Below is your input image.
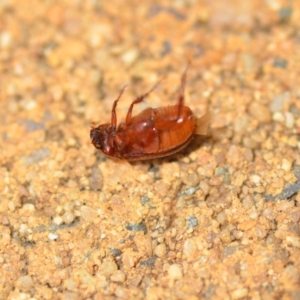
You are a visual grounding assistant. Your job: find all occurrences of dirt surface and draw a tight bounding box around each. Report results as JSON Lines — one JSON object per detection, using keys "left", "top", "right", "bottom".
{"left": 1, "top": 0, "right": 300, "bottom": 299}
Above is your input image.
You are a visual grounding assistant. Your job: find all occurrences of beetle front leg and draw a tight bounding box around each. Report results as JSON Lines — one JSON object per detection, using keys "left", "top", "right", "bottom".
{"left": 111, "top": 85, "right": 127, "bottom": 129}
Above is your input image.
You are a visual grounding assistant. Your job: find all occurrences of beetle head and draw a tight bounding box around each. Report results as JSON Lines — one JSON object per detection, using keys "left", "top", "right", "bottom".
{"left": 90, "top": 124, "right": 115, "bottom": 152}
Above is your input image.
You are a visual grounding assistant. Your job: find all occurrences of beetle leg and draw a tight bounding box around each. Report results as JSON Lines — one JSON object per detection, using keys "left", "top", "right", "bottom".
{"left": 125, "top": 78, "right": 163, "bottom": 126}
{"left": 177, "top": 63, "right": 190, "bottom": 120}
{"left": 111, "top": 85, "right": 127, "bottom": 128}
{"left": 177, "top": 64, "right": 189, "bottom": 120}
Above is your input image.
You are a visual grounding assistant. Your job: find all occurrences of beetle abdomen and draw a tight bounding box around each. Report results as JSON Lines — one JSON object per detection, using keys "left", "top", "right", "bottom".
{"left": 153, "top": 105, "right": 195, "bottom": 152}
{"left": 114, "top": 105, "right": 195, "bottom": 160}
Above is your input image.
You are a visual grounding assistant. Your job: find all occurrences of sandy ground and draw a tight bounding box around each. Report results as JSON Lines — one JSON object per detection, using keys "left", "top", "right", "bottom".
{"left": 1, "top": 0, "right": 300, "bottom": 299}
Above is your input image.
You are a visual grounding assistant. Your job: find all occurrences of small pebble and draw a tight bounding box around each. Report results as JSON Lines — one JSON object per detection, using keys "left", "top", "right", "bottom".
{"left": 125, "top": 221, "right": 147, "bottom": 234}
{"left": 53, "top": 216, "right": 63, "bottom": 225}
{"left": 232, "top": 172, "right": 244, "bottom": 187}
{"left": 128, "top": 275, "right": 143, "bottom": 287}
{"left": 63, "top": 292, "right": 79, "bottom": 300}
{"left": 242, "top": 136, "right": 259, "bottom": 149}
{"left": 255, "top": 226, "right": 267, "bottom": 239}
{"left": 186, "top": 215, "right": 198, "bottom": 229}
{"left": 115, "top": 286, "right": 127, "bottom": 298}
{"left": 285, "top": 112, "right": 294, "bottom": 128}
{"left": 109, "top": 248, "right": 122, "bottom": 257}
{"left": 248, "top": 102, "right": 271, "bottom": 123}
{"left": 270, "top": 92, "right": 290, "bottom": 112}
{"left": 242, "top": 196, "right": 254, "bottom": 209}
{"left": 168, "top": 264, "right": 183, "bottom": 279}
{"left": 48, "top": 233, "right": 58, "bottom": 240}
{"left": 232, "top": 288, "right": 248, "bottom": 299}
{"left": 64, "top": 201, "right": 75, "bottom": 212}
{"left": 110, "top": 270, "right": 126, "bottom": 283}
{"left": 80, "top": 205, "right": 97, "bottom": 220}
{"left": 182, "top": 172, "right": 200, "bottom": 186}
{"left": 121, "top": 48, "right": 139, "bottom": 66}
{"left": 21, "top": 203, "right": 36, "bottom": 211}
{"left": 16, "top": 275, "right": 33, "bottom": 291}
{"left": 263, "top": 208, "right": 277, "bottom": 220}
{"left": 101, "top": 261, "right": 118, "bottom": 276}
{"left": 216, "top": 211, "right": 227, "bottom": 225}
{"left": 232, "top": 230, "right": 243, "bottom": 240}
{"left": 200, "top": 181, "right": 210, "bottom": 195}
{"left": 273, "top": 57, "right": 288, "bottom": 68}
{"left": 286, "top": 236, "right": 300, "bottom": 248}
{"left": 251, "top": 174, "right": 261, "bottom": 185}
{"left": 22, "top": 148, "right": 50, "bottom": 166}
{"left": 62, "top": 212, "right": 75, "bottom": 224}
{"left": 77, "top": 269, "right": 97, "bottom": 286}
{"left": 154, "top": 243, "right": 167, "bottom": 258}
{"left": 220, "top": 230, "right": 232, "bottom": 243}
{"left": 183, "top": 239, "right": 196, "bottom": 257}
{"left": 0, "top": 31, "right": 12, "bottom": 48}
{"left": 281, "top": 158, "right": 292, "bottom": 172}
{"left": 273, "top": 112, "right": 284, "bottom": 122}
{"left": 89, "top": 166, "right": 103, "bottom": 190}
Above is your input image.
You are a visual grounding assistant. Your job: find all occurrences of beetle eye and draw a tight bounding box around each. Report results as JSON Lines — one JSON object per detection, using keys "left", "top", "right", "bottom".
{"left": 90, "top": 128, "right": 97, "bottom": 141}
{"left": 90, "top": 128, "right": 103, "bottom": 148}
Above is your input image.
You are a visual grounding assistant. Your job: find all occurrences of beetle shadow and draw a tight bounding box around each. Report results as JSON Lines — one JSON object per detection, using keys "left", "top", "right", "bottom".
{"left": 186, "top": 134, "right": 210, "bottom": 152}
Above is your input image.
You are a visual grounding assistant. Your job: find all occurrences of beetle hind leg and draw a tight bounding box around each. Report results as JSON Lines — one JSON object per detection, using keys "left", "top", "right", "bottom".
{"left": 176, "top": 65, "right": 189, "bottom": 120}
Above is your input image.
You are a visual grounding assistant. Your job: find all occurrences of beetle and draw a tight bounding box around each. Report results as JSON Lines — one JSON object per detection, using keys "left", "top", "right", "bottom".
{"left": 90, "top": 67, "right": 210, "bottom": 161}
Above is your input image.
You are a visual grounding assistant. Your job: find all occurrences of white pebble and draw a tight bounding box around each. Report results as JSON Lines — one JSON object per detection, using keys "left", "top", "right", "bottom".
{"left": 19, "top": 224, "right": 28, "bottom": 234}
{"left": 168, "top": 264, "right": 183, "bottom": 279}
{"left": 48, "top": 233, "right": 58, "bottom": 240}
{"left": 232, "top": 288, "right": 248, "bottom": 299}
{"left": 25, "top": 99, "right": 37, "bottom": 110}
{"left": 0, "top": 31, "right": 12, "bottom": 48}
{"left": 121, "top": 48, "right": 138, "bottom": 66}
{"left": 251, "top": 174, "right": 261, "bottom": 185}
{"left": 22, "top": 203, "right": 35, "bottom": 211}
{"left": 62, "top": 212, "right": 75, "bottom": 224}
{"left": 272, "top": 112, "right": 284, "bottom": 122}
{"left": 281, "top": 158, "right": 292, "bottom": 172}
{"left": 53, "top": 216, "right": 63, "bottom": 225}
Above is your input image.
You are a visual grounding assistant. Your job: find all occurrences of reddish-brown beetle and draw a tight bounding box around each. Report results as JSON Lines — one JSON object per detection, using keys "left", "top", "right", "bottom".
{"left": 90, "top": 67, "right": 210, "bottom": 161}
